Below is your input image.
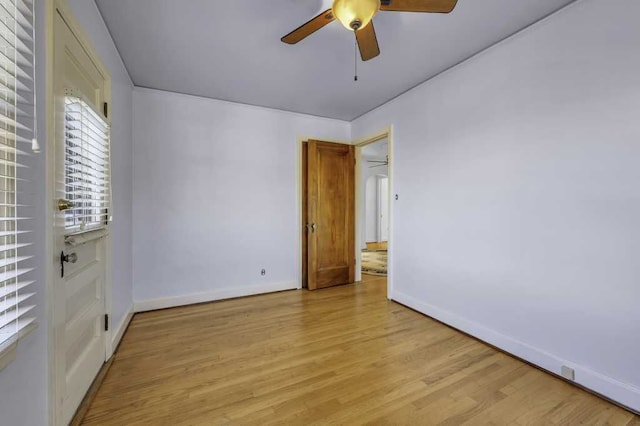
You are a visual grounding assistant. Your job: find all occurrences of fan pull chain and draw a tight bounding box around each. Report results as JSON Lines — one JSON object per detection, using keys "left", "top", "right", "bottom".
{"left": 354, "top": 36, "right": 358, "bottom": 81}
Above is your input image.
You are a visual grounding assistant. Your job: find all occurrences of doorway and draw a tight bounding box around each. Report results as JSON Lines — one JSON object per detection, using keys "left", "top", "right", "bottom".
{"left": 49, "top": 2, "right": 112, "bottom": 424}
{"left": 364, "top": 175, "right": 389, "bottom": 248}
{"left": 355, "top": 129, "right": 393, "bottom": 297}
{"left": 360, "top": 138, "right": 389, "bottom": 277}
{"left": 297, "top": 130, "right": 393, "bottom": 297}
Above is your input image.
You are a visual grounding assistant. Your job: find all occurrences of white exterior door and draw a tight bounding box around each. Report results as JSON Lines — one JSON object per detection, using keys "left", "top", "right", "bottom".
{"left": 53, "top": 7, "right": 111, "bottom": 425}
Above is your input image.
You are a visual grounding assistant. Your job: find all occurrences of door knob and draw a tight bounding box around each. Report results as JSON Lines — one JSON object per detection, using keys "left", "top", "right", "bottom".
{"left": 61, "top": 252, "right": 78, "bottom": 264}
{"left": 311, "top": 223, "right": 317, "bottom": 233}
{"left": 60, "top": 251, "right": 78, "bottom": 278}
{"left": 58, "top": 199, "right": 75, "bottom": 211}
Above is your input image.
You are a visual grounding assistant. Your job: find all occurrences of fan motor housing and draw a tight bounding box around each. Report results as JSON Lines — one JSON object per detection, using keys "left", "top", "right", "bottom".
{"left": 332, "top": 0, "right": 381, "bottom": 31}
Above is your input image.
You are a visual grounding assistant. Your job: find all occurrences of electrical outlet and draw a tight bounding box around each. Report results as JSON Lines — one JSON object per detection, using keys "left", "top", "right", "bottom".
{"left": 561, "top": 365, "right": 575, "bottom": 381}
{"left": 261, "top": 269, "right": 266, "bottom": 276}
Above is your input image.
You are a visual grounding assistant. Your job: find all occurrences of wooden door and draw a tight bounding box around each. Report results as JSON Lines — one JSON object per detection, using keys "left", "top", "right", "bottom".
{"left": 307, "top": 141, "right": 355, "bottom": 290}
{"left": 53, "top": 8, "right": 110, "bottom": 425}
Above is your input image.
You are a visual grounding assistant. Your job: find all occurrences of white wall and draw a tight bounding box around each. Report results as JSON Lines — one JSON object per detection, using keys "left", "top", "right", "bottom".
{"left": 132, "top": 88, "right": 350, "bottom": 310}
{"left": 0, "top": 1, "right": 134, "bottom": 424}
{"left": 365, "top": 176, "right": 378, "bottom": 243}
{"left": 363, "top": 174, "right": 389, "bottom": 245}
{"left": 352, "top": 0, "right": 640, "bottom": 411}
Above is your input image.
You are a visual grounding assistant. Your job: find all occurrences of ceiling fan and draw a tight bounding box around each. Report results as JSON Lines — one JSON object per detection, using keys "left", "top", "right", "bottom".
{"left": 281, "top": 0, "right": 459, "bottom": 62}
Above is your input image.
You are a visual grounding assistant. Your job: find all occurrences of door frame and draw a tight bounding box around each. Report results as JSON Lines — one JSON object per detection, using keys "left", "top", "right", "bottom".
{"left": 45, "top": 0, "right": 114, "bottom": 424}
{"left": 354, "top": 127, "right": 394, "bottom": 298}
{"left": 296, "top": 126, "right": 394, "bottom": 297}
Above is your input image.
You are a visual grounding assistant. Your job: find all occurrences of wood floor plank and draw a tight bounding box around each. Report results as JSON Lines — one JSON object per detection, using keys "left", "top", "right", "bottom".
{"left": 82, "top": 275, "right": 638, "bottom": 425}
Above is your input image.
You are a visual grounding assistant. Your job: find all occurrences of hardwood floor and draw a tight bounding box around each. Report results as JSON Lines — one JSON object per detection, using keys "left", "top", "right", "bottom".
{"left": 366, "top": 241, "right": 388, "bottom": 251}
{"left": 83, "top": 276, "right": 639, "bottom": 425}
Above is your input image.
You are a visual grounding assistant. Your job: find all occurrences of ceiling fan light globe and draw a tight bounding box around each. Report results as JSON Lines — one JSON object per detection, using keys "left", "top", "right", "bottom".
{"left": 332, "top": 0, "right": 380, "bottom": 31}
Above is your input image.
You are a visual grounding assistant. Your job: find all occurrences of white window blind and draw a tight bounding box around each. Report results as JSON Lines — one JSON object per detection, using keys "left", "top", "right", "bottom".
{"left": 64, "top": 96, "right": 110, "bottom": 234}
{"left": 0, "top": 0, "right": 36, "bottom": 351}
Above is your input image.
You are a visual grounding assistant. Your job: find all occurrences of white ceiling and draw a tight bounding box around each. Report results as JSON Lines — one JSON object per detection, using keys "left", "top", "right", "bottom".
{"left": 95, "top": 0, "right": 575, "bottom": 121}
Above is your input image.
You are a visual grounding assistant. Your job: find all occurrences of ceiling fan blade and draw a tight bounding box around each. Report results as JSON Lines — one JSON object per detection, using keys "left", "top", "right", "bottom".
{"left": 281, "top": 9, "right": 335, "bottom": 44}
{"left": 380, "top": 0, "right": 458, "bottom": 13}
{"left": 356, "top": 21, "right": 380, "bottom": 61}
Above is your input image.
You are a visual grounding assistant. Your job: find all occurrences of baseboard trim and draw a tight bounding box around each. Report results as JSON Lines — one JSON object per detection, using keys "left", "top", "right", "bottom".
{"left": 134, "top": 281, "right": 299, "bottom": 313}
{"left": 391, "top": 289, "right": 640, "bottom": 413}
{"left": 111, "top": 307, "right": 134, "bottom": 351}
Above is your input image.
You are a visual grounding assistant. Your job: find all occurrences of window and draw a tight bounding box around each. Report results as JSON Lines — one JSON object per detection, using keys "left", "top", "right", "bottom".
{"left": 0, "top": 0, "right": 36, "bottom": 354}
{"left": 64, "top": 97, "right": 110, "bottom": 234}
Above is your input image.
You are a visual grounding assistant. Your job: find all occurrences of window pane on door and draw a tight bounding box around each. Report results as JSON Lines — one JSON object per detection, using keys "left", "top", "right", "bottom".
{"left": 64, "top": 97, "right": 110, "bottom": 234}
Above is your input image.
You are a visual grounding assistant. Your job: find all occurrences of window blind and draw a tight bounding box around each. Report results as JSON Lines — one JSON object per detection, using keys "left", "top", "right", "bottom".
{"left": 0, "top": 0, "right": 36, "bottom": 350}
{"left": 64, "top": 96, "right": 110, "bottom": 234}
